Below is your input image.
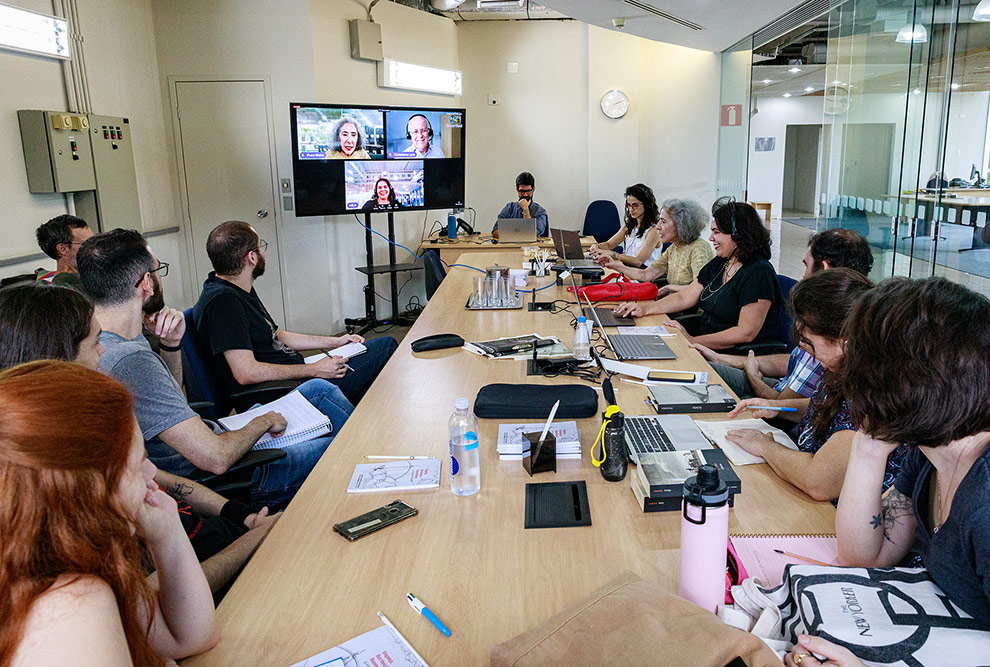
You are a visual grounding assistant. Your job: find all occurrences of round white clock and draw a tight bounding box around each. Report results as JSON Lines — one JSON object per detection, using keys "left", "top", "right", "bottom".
{"left": 600, "top": 89, "right": 629, "bottom": 119}
{"left": 824, "top": 84, "right": 851, "bottom": 115}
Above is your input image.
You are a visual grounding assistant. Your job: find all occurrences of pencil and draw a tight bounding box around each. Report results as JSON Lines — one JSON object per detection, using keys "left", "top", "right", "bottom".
{"left": 365, "top": 455, "right": 432, "bottom": 460}
{"left": 773, "top": 549, "right": 832, "bottom": 566}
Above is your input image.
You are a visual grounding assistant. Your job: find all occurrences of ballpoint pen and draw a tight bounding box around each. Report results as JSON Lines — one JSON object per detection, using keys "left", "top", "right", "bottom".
{"left": 740, "top": 405, "right": 798, "bottom": 412}
{"left": 406, "top": 593, "right": 451, "bottom": 637}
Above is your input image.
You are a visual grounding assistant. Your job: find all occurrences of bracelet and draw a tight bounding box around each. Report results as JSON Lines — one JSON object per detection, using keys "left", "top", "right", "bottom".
{"left": 220, "top": 499, "right": 254, "bottom": 527}
{"left": 159, "top": 341, "right": 182, "bottom": 352}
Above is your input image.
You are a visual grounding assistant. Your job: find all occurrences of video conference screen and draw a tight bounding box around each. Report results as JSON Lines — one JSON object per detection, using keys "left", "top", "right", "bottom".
{"left": 290, "top": 103, "right": 465, "bottom": 216}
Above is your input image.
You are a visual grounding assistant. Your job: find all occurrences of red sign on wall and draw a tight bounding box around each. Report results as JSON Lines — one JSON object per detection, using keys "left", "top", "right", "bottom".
{"left": 721, "top": 104, "right": 743, "bottom": 127}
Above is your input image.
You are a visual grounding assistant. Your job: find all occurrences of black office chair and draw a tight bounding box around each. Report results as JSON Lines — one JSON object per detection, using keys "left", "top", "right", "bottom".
{"left": 423, "top": 249, "right": 447, "bottom": 300}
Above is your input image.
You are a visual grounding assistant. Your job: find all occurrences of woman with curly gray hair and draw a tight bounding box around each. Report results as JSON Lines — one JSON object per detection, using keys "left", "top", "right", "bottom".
{"left": 598, "top": 197, "right": 713, "bottom": 296}
{"left": 327, "top": 117, "right": 370, "bottom": 159}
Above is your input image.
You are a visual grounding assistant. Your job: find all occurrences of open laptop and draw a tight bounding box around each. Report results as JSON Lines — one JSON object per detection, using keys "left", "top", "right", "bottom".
{"left": 623, "top": 413, "right": 712, "bottom": 462}
{"left": 582, "top": 291, "right": 676, "bottom": 360}
{"left": 498, "top": 217, "right": 538, "bottom": 242}
{"left": 550, "top": 228, "right": 599, "bottom": 269}
{"left": 565, "top": 271, "right": 634, "bottom": 327}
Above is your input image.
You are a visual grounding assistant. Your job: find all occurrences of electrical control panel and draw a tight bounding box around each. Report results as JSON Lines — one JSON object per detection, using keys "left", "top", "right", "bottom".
{"left": 18, "top": 110, "right": 96, "bottom": 193}
{"left": 75, "top": 115, "right": 141, "bottom": 230}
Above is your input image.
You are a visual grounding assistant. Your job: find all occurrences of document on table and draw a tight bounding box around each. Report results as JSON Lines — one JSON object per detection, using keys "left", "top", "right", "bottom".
{"left": 693, "top": 419, "right": 798, "bottom": 465}
{"left": 289, "top": 624, "right": 427, "bottom": 667}
{"left": 347, "top": 458, "right": 442, "bottom": 493}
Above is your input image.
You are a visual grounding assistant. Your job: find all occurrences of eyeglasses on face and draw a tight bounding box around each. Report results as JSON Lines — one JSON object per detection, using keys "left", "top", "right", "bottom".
{"left": 135, "top": 261, "right": 169, "bottom": 287}
{"left": 626, "top": 201, "right": 643, "bottom": 209}
{"left": 256, "top": 239, "right": 269, "bottom": 253}
{"left": 517, "top": 187, "right": 534, "bottom": 196}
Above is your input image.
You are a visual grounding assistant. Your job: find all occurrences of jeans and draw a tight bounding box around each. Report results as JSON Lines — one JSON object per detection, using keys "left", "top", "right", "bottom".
{"left": 249, "top": 378, "right": 354, "bottom": 510}
{"left": 709, "top": 362, "right": 778, "bottom": 400}
{"left": 331, "top": 336, "right": 398, "bottom": 404}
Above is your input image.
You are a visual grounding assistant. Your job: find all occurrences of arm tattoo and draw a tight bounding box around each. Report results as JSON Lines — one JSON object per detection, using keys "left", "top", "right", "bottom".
{"left": 869, "top": 490, "right": 913, "bottom": 542}
{"left": 168, "top": 481, "right": 194, "bottom": 501}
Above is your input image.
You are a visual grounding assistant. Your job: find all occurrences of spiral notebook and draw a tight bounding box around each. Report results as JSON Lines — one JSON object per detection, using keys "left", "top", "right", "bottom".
{"left": 729, "top": 534, "right": 838, "bottom": 588}
{"left": 218, "top": 389, "right": 331, "bottom": 450}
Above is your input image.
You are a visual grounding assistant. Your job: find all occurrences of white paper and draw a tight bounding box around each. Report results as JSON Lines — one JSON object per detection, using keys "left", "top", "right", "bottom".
{"left": 304, "top": 341, "right": 366, "bottom": 364}
{"left": 616, "top": 325, "right": 675, "bottom": 337}
{"left": 217, "top": 390, "right": 330, "bottom": 448}
{"left": 347, "top": 458, "right": 442, "bottom": 493}
{"left": 693, "top": 418, "right": 798, "bottom": 465}
{"left": 289, "top": 624, "right": 427, "bottom": 667}
{"left": 597, "top": 356, "right": 651, "bottom": 379}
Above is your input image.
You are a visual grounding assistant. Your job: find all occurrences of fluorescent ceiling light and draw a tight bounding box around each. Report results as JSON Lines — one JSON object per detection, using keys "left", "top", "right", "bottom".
{"left": 951, "top": 82, "right": 961, "bottom": 90}
{"left": 832, "top": 80, "right": 842, "bottom": 85}
{"left": 783, "top": 93, "right": 792, "bottom": 98}
{"left": 896, "top": 23, "right": 928, "bottom": 44}
{"left": 913, "top": 88, "right": 921, "bottom": 95}
{"left": 0, "top": 3, "right": 69, "bottom": 59}
{"left": 762, "top": 79, "right": 772, "bottom": 84}
{"left": 804, "top": 86, "right": 815, "bottom": 92}
{"left": 378, "top": 58, "right": 462, "bottom": 96}
{"left": 974, "top": 0, "right": 990, "bottom": 21}
{"left": 788, "top": 67, "right": 802, "bottom": 73}
{"left": 477, "top": 0, "right": 524, "bottom": 7}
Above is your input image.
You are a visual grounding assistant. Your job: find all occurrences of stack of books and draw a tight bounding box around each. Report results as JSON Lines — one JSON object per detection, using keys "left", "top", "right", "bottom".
{"left": 628, "top": 448, "right": 741, "bottom": 513}
{"left": 496, "top": 421, "right": 582, "bottom": 460}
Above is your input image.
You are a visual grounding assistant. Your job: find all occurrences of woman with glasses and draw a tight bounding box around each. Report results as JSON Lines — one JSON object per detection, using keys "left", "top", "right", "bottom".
{"left": 589, "top": 184, "right": 663, "bottom": 268}
{"left": 596, "top": 198, "right": 713, "bottom": 296}
{"left": 613, "top": 198, "right": 784, "bottom": 351}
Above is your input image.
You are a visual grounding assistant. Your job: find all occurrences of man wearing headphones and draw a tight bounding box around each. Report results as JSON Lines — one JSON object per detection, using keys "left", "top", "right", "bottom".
{"left": 403, "top": 114, "right": 444, "bottom": 158}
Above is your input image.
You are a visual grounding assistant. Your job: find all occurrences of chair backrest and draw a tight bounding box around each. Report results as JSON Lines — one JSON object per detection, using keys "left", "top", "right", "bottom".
{"left": 423, "top": 249, "right": 446, "bottom": 300}
{"left": 777, "top": 275, "right": 798, "bottom": 348}
{"left": 181, "top": 308, "right": 226, "bottom": 419}
{"left": 582, "top": 200, "right": 622, "bottom": 243}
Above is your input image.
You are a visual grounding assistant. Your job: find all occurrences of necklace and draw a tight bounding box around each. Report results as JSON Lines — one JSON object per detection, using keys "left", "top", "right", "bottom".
{"left": 699, "top": 256, "right": 740, "bottom": 303}
{"left": 934, "top": 476, "right": 943, "bottom": 534}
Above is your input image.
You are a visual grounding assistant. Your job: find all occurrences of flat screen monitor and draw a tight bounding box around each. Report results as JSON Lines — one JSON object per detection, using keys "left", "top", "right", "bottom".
{"left": 290, "top": 103, "right": 465, "bottom": 216}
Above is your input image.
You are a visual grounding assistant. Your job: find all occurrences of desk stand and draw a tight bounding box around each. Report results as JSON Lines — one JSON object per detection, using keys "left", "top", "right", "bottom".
{"left": 344, "top": 211, "right": 423, "bottom": 335}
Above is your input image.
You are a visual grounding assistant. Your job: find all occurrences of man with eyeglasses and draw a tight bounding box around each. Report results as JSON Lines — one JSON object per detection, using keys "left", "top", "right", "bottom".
{"left": 34, "top": 214, "right": 94, "bottom": 289}
{"left": 492, "top": 171, "right": 549, "bottom": 237}
{"left": 78, "top": 228, "right": 348, "bottom": 511}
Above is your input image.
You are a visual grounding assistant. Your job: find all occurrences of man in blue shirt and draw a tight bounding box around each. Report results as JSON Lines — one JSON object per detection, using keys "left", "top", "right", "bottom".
{"left": 493, "top": 171, "right": 549, "bottom": 237}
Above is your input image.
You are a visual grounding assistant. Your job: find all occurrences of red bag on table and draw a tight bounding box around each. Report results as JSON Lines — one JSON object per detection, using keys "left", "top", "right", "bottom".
{"left": 566, "top": 273, "right": 658, "bottom": 302}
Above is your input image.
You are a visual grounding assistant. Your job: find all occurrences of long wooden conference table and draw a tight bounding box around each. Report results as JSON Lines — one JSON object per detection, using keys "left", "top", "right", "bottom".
{"left": 419, "top": 233, "right": 595, "bottom": 265}
{"left": 184, "top": 251, "right": 834, "bottom": 666}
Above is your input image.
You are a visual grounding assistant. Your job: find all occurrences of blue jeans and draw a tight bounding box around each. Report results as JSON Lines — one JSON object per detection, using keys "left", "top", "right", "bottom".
{"left": 331, "top": 336, "right": 397, "bottom": 404}
{"left": 249, "top": 378, "right": 354, "bottom": 510}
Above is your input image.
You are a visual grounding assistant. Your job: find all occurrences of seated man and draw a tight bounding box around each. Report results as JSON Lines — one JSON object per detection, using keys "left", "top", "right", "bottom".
{"left": 78, "top": 228, "right": 351, "bottom": 510}
{"left": 695, "top": 228, "right": 873, "bottom": 401}
{"left": 492, "top": 171, "right": 549, "bottom": 237}
{"left": 193, "top": 221, "right": 397, "bottom": 405}
{"left": 34, "top": 214, "right": 93, "bottom": 289}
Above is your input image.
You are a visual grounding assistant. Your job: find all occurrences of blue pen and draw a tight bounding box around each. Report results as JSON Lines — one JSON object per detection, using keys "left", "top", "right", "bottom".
{"left": 407, "top": 593, "right": 451, "bottom": 637}
{"left": 741, "top": 405, "right": 798, "bottom": 412}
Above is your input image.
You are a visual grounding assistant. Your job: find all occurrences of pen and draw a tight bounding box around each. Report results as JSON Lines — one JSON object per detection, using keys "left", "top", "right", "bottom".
{"left": 537, "top": 400, "right": 560, "bottom": 446}
{"left": 407, "top": 593, "right": 451, "bottom": 637}
{"left": 740, "top": 405, "right": 798, "bottom": 413}
{"left": 344, "top": 364, "right": 354, "bottom": 372}
{"left": 366, "top": 455, "right": 432, "bottom": 460}
{"left": 773, "top": 549, "right": 832, "bottom": 566}
{"left": 377, "top": 611, "right": 429, "bottom": 666}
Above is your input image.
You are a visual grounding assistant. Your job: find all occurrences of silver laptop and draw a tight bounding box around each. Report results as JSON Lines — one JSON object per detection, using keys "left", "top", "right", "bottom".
{"left": 550, "top": 228, "right": 598, "bottom": 269}
{"left": 581, "top": 291, "right": 676, "bottom": 360}
{"left": 498, "top": 217, "right": 538, "bottom": 242}
{"left": 623, "top": 414, "right": 713, "bottom": 463}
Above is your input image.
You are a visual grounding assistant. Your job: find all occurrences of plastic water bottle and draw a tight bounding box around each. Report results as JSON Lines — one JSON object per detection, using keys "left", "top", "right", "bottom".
{"left": 449, "top": 398, "right": 480, "bottom": 496}
{"left": 573, "top": 316, "right": 591, "bottom": 361}
{"left": 679, "top": 464, "right": 730, "bottom": 613}
{"left": 447, "top": 211, "right": 457, "bottom": 239}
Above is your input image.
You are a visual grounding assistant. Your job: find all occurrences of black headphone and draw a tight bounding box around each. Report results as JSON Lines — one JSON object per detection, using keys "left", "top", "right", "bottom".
{"left": 712, "top": 196, "right": 738, "bottom": 241}
{"left": 405, "top": 114, "right": 434, "bottom": 140}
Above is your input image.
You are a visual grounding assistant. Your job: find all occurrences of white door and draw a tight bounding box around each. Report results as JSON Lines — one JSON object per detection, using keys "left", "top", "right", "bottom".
{"left": 174, "top": 80, "right": 285, "bottom": 320}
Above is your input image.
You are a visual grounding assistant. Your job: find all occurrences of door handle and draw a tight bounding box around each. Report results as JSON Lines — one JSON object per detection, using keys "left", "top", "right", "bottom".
{"left": 257, "top": 209, "right": 269, "bottom": 218}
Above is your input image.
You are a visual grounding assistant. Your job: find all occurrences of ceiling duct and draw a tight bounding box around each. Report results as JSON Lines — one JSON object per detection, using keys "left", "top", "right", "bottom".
{"left": 622, "top": 0, "right": 703, "bottom": 31}
{"left": 752, "top": 0, "right": 840, "bottom": 49}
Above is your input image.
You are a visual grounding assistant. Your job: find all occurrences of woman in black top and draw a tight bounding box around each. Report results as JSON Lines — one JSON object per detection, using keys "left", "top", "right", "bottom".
{"left": 613, "top": 198, "right": 782, "bottom": 350}
{"left": 361, "top": 177, "right": 400, "bottom": 211}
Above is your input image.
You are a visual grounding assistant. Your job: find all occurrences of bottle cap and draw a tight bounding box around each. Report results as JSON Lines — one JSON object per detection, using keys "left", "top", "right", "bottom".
{"left": 577, "top": 316, "right": 587, "bottom": 323}
{"left": 683, "top": 464, "right": 729, "bottom": 507}
{"left": 455, "top": 397, "right": 469, "bottom": 410}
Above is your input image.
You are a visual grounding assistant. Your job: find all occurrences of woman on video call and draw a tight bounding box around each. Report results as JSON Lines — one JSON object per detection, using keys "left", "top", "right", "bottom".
{"left": 362, "top": 177, "right": 400, "bottom": 211}
{"left": 327, "top": 117, "right": 370, "bottom": 159}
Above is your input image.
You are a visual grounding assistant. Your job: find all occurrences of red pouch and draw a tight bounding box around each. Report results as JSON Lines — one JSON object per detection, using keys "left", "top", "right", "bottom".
{"left": 725, "top": 537, "right": 750, "bottom": 604}
{"left": 567, "top": 273, "right": 658, "bottom": 302}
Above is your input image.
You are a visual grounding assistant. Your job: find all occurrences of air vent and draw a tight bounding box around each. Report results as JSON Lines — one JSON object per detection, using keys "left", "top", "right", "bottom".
{"left": 752, "top": 0, "right": 841, "bottom": 50}
{"left": 622, "top": 0, "right": 704, "bottom": 31}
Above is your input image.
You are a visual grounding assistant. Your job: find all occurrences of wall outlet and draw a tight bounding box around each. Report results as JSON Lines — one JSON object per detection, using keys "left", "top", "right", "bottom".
{"left": 488, "top": 94, "right": 499, "bottom": 106}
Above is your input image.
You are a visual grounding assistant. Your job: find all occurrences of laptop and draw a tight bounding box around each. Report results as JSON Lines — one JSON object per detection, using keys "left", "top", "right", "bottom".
{"left": 550, "top": 228, "right": 599, "bottom": 269}
{"left": 646, "top": 383, "right": 737, "bottom": 414}
{"left": 582, "top": 306, "right": 634, "bottom": 327}
{"left": 498, "top": 217, "right": 538, "bottom": 243}
{"left": 623, "top": 413, "right": 712, "bottom": 463}
{"left": 582, "top": 291, "right": 676, "bottom": 360}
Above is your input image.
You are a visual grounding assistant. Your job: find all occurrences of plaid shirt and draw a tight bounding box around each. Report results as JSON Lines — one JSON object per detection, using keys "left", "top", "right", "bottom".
{"left": 773, "top": 348, "right": 823, "bottom": 398}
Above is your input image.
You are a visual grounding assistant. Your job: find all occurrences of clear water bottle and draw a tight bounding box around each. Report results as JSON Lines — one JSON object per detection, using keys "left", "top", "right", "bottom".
{"left": 573, "top": 316, "right": 591, "bottom": 361}
{"left": 449, "top": 398, "right": 481, "bottom": 496}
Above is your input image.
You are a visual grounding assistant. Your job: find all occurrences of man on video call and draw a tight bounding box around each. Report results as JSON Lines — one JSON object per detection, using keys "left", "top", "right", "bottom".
{"left": 493, "top": 171, "right": 549, "bottom": 237}
{"left": 403, "top": 114, "right": 444, "bottom": 158}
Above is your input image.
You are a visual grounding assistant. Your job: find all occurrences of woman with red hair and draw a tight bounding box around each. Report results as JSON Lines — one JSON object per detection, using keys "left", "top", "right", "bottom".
{"left": 0, "top": 361, "right": 217, "bottom": 665}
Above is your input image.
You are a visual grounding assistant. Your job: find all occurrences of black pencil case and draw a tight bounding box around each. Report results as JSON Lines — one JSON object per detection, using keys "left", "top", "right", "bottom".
{"left": 473, "top": 383, "right": 599, "bottom": 419}
{"left": 411, "top": 333, "right": 464, "bottom": 352}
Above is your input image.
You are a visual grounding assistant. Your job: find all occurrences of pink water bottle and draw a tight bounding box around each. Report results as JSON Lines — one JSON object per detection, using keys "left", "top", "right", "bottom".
{"left": 679, "top": 464, "right": 730, "bottom": 613}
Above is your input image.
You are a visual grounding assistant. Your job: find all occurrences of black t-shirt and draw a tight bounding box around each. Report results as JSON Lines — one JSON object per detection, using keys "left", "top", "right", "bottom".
{"left": 695, "top": 256, "right": 782, "bottom": 344}
{"left": 894, "top": 445, "right": 990, "bottom": 626}
{"left": 192, "top": 273, "right": 303, "bottom": 394}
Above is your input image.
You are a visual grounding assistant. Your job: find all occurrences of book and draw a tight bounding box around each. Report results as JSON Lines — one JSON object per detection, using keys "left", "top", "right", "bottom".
{"left": 304, "top": 341, "right": 367, "bottom": 363}
{"left": 289, "top": 623, "right": 427, "bottom": 667}
{"left": 463, "top": 333, "right": 568, "bottom": 359}
{"left": 693, "top": 418, "right": 798, "bottom": 465}
{"left": 729, "top": 534, "right": 839, "bottom": 588}
{"left": 346, "top": 458, "right": 442, "bottom": 493}
{"left": 218, "top": 389, "right": 331, "bottom": 450}
{"left": 496, "top": 421, "right": 581, "bottom": 460}
{"left": 632, "top": 448, "right": 741, "bottom": 499}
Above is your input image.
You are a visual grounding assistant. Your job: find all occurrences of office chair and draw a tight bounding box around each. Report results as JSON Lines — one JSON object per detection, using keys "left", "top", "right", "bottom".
{"left": 582, "top": 200, "right": 621, "bottom": 243}
{"left": 423, "top": 249, "right": 446, "bottom": 300}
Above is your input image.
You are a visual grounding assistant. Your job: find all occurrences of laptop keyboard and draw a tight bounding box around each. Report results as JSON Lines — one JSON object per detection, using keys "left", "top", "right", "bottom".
{"left": 583, "top": 307, "right": 633, "bottom": 327}
{"left": 625, "top": 416, "right": 674, "bottom": 453}
{"left": 613, "top": 335, "right": 656, "bottom": 359}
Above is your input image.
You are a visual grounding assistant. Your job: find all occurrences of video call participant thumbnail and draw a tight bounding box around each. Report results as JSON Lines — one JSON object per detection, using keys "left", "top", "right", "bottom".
{"left": 387, "top": 111, "right": 445, "bottom": 159}
{"left": 345, "top": 161, "right": 424, "bottom": 211}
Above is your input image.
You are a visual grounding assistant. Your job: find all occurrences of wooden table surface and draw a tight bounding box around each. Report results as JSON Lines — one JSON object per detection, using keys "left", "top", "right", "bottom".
{"left": 184, "top": 251, "right": 834, "bottom": 667}
{"left": 419, "top": 234, "right": 594, "bottom": 265}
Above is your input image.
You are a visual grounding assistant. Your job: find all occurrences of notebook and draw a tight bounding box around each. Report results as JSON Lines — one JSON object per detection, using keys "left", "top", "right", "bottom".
{"left": 496, "top": 421, "right": 582, "bottom": 460}
{"left": 218, "top": 389, "right": 331, "bottom": 449}
{"left": 289, "top": 623, "right": 426, "bottom": 667}
{"left": 346, "top": 458, "right": 442, "bottom": 493}
{"left": 729, "top": 534, "right": 839, "bottom": 588}
{"left": 304, "top": 341, "right": 367, "bottom": 363}
{"left": 693, "top": 419, "right": 798, "bottom": 465}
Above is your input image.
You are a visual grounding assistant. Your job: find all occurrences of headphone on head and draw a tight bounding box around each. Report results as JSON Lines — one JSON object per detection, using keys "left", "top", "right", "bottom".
{"left": 712, "top": 196, "right": 738, "bottom": 241}
{"left": 405, "top": 114, "right": 434, "bottom": 140}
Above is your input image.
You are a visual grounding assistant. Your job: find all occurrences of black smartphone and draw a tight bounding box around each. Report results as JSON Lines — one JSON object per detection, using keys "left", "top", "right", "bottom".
{"left": 332, "top": 500, "right": 418, "bottom": 541}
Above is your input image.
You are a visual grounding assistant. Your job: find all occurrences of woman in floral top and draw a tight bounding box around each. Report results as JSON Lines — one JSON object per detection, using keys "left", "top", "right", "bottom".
{"left": 725, "top": 268, "right": 906, "bottom": 503}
